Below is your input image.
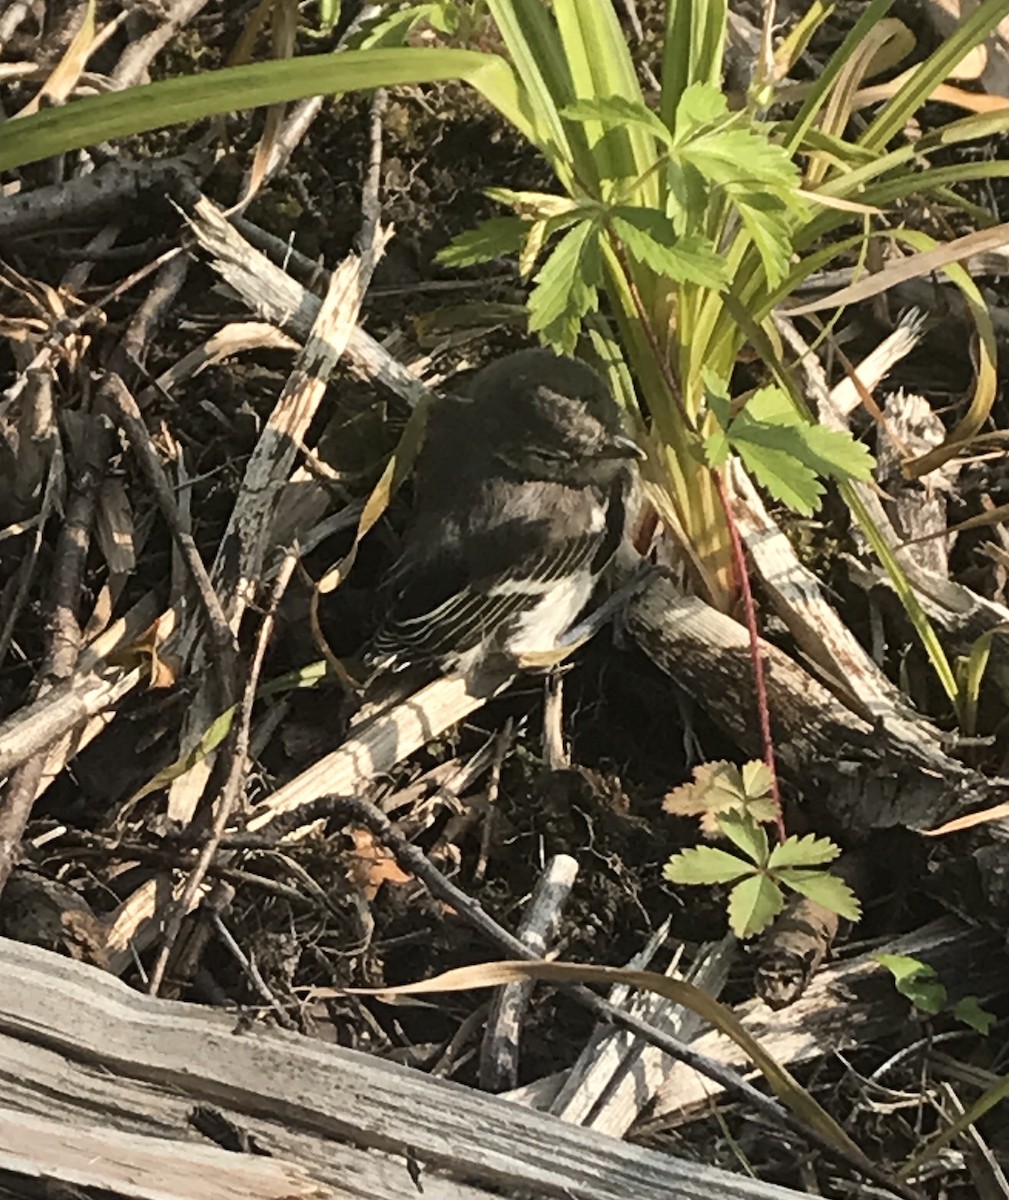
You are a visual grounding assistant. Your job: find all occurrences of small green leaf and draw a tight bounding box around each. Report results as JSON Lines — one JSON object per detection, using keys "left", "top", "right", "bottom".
{"left": 673, "top": 82, "right": 728, "bottom": 139}
{"left": 735, "top": 194, "right": 795, "bottom": 288}
{"left": 745, "top": 386, "right": 795, "bottom": 424}
{"left": 774, "top": 868, "right": 862, "bottom": 921}
{"left": 953, "top": 996, "right": 995, "bottom": 1035}
{"left": 561, "top": 96, "right": 673, "bottom": 147}
{"left": 735, "top": 438, "right": 824, "bottom": 515}
{"left": 875, "top": 954, "right": 947, "bottom": 1015}
{"left": 663, "top": 845, "right": 753, "bottom": 885}
{"left": 716, "top": 809, "right": 769, "bottom": 865}
{"left": 768, "top": 832, "right": 841, "bottom": 869}
{"left": 799, "top": 423, "right": 876, "bottom": 483}
{"left": 728, "top": 873, "right": 785, "bottom": 938}
{"left": 610, "top": 211, "right": 727, "bottom": 288}
{"left": 527, "top": 221, "right": 600, "bottom": 354}
{"left": 437, "top": 217, "right": 525, "bottom": 267}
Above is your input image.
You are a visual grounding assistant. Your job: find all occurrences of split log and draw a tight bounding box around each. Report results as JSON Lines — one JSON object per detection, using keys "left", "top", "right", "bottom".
{"left": 0, "top": 935, "right": 817, "bottom": 1200}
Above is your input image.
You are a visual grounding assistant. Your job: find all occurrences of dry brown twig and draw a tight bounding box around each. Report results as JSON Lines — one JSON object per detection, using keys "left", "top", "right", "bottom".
{"left": 0, "top": 414, "right": 108, "bottom": 895}
{"left": 146, "top": 549, "right": 300, "bottom": 996}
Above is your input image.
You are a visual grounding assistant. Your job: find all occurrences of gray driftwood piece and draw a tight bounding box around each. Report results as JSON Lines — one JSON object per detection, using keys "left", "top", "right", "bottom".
{"left": 0, "top": 936, "right": 812, "bottom": 1200}
{"left": 628, "top": 576, "right": 987, "bottom": 834}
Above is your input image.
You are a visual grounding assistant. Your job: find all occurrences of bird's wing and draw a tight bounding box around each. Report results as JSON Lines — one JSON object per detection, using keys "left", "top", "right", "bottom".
{"left": 370, "top": 529, "right": 604, "bottom": 668}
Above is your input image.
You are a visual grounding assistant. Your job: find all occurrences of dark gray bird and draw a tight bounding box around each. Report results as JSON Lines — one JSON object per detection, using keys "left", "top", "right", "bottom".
{"left": 367, "top": 347, "right": 643, "bottom": 685}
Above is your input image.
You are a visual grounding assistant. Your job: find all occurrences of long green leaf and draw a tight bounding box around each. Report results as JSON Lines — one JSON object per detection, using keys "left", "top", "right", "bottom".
{"left": 660, "top": 0, "right": 727, "bottom": 130}
{"left": 552, "top": 0, "right": 658, "bottom": 198}
{"left": 0, "top": 48, "right": 530, "bottom": 171}
{"left": 783, "top": 0, "right": 896, "bottom": 153}
{"left": 485, "top": 0, "right": 579, "bottom": 183}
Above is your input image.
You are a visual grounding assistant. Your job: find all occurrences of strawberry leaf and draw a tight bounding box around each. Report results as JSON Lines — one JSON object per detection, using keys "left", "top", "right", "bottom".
{"left": 768, "top": 832, "right": 841, "bottom": 869}
{"left": 663, "top": 845, "right": 753, "bottom": 885}
{"left": 773, "top": 868, "right": 862, "bottom": 921}
{"left": 528, "top": 221, "right": 600, "bottom": 354}
{"left": 716, "top": 809, "right": 770, "bottom": 865}
{"left": 728, "top": 873, "right": 784, "bottom": 939}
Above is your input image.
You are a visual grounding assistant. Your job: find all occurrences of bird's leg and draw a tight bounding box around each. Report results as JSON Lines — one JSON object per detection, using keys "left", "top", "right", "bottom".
{"left": 559, "top": 560, "right": 655, "bottom": 651}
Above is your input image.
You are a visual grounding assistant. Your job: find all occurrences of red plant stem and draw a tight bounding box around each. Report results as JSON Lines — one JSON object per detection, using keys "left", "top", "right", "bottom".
{"left": 712, "top": 467, "right": 785, "bottom": 841}
{"left": 608, "top": 230, "right": 785, "bottom": 840}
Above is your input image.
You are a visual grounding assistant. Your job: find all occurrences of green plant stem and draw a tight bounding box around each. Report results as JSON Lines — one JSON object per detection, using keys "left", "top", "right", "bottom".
{"left": 606, "top": 227, "right": 694, "bottom": 431}
{"left": 605, "top": 225, "right": 784, "bottom": 840}
{"left": 712, "top": 468, "right": 785, "bottom": 843}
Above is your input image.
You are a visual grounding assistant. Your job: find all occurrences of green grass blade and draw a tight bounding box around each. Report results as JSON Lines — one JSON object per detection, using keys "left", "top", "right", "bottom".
{"left": 485, "top": 0, "right": 579, "bottom": 181}
{"left": 552, "top": 0, "right": 659, "bottom": 197}
{"left": 0, "top": 48, "right": 529, "bottom": 171}
{"left": 843, "top": 483, "right": 960, "bottom": 705}
{"left": 660, "top": 0, "right": 727, "bottom": 129}
{"left": 783, "top": 0, "right": 896, "bottom": 153}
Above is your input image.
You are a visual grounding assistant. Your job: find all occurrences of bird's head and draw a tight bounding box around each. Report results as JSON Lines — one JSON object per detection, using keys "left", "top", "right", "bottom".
{"left": 471, "top": 349, "right": 644, "bottom": 487}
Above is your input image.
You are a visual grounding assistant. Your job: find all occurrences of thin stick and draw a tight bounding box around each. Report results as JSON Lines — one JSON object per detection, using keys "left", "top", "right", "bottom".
{"left": 100, "top": 373, "right": 239, "bottom": 705}
{"left": 146, "top": 549, "right": 299, "bottom": 995}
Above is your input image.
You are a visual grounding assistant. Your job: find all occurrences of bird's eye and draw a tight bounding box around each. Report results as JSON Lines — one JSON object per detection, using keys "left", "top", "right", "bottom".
{"left": 534, "top": 446, "right": 575, "bottom": 464}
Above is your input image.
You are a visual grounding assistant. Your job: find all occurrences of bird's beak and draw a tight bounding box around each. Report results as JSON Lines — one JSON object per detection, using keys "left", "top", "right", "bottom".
{"left": 600, "top": 434, "right": 646, "bottom": 461}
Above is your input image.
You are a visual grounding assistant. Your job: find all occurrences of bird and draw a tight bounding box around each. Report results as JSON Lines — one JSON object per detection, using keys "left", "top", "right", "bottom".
{"left": 364, "top": 347, "right": 643, "bottom": 693}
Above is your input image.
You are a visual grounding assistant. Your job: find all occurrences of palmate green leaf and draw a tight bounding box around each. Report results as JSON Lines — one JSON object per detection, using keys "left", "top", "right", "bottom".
{"left": 875, "top": 954, "right": 946, "bottom": 1014}
{"left": 735, "top": 439, "right": 824, "bottom": 515}
{"left": 734, "top": 193, "right": 795, "bottom": 289}
{"left": 708, "top": 386, "right": 875, "bottom": 516}
{"left": 680, "top": 127, "right": 801, "bottom": 191}
{"left": 610, "top": 209, "right": 727, "bottom": 288}
{"left": 728, "top": 874, "right": 784, "bottom": 939}
{"left": 561, "top": 96, "right": 673, "bottom": 147}
{"left": 672, "top": 82, "right": 729, "bottom": 140}
{"left": 716, "top": 809, "right": 770, "bottom": 865}
{"left": 436, "top": 216, "right": 526, "bottom": 267}
{"left": 528, "top": 220, "right": 600, "bottom": 353}
{"left": 663, "top": 845, "right": 753, "bottom": 885}
{"left": 774, "top": 869, "right": 862, "bottom": 922}
{"left": 767, "top": 831, "right": 840, "bottom": 869}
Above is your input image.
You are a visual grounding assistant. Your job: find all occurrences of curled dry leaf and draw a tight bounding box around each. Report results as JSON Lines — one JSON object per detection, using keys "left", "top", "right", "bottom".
{"left": 345, "top": 827, "right": 413, "bottom": 902}
{"left": 110, "top": 612, "right": 180, "bottom": 689}
{"left": 663, "top": 759, "right": 777, "bottom": 837}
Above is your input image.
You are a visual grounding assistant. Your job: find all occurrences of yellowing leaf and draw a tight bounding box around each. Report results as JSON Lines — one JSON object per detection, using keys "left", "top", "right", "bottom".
{"left": 663, "top": 759, "right": 777, "bottom": 836}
